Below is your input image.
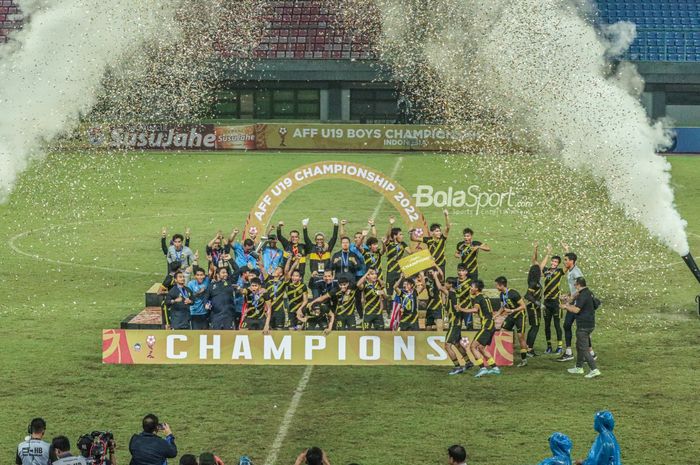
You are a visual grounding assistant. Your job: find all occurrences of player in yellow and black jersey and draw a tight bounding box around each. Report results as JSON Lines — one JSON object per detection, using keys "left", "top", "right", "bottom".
{"left": 286, "top": 272, "right": 308, "bottom": 330}
{"left": 263, "top": 266, "right": 288, "bottom": 330}
{"left": 383, "top": 216, "right": 410, "bottom": 293}
{"left": 419, "top": 268, "right": 445, "bottom": 331}
{"left": 466, "top": 280, "right": 500, "bottom": 378}
{"left": 310, "top": 276, "right": 357, "bottom": 330}
{"left": 393, "top": 274, "right": 419, "bottom": 331}
{"left": 240, "top": 277, "right": 271, "bottom": 333}
{"left": 357, "top": 267, "right": 386, "bottom": 330}
{"left": 495, "top": 276, "right": 529, "bottom": 367}
{"left": 362, "top": 237, "right": 383, "bottom": 281}
{"left": 454, "top": 228, "right": 491, "bottom": 280}
{"left": 454, "top": 264, "right": 473, "bottom": 329}
{"left": 441, "top": 277, "right": 473, "bottom": 375}
{"left": 541, "top": 244, "right": 565, "bottom": 354}
{"left": 414, "top": 210, "right": 450, "bottom": 275}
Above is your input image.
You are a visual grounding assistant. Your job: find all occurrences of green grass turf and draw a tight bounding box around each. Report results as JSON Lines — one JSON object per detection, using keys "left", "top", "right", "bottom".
{"left": 0, "top": 151, "right": 698, "bottom": 465}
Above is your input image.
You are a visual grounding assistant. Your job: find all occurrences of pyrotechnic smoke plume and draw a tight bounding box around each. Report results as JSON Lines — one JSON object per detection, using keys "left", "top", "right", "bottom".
{"left": 373, "top": 0, "right": 689, "bottom": 255}
{"left": 0, "top": 0, "right": 183, "bottom": 202}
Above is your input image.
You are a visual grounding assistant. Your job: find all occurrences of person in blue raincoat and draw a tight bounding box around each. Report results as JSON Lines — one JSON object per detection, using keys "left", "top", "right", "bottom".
{"left": 575, "top": 410, "right": 622, "bottom": 465}
{"left": 538, "top": 432, "right": 572, "bottom": 465}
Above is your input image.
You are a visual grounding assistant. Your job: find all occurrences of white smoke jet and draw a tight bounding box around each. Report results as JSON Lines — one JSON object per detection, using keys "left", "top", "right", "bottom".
{"left": 377, "top": 0, "right": 689, "bottom": 255}
{"left": 0, "top": 0, "right": 182, "bottom": 202}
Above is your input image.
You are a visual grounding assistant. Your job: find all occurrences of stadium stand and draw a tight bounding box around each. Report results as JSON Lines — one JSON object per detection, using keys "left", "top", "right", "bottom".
{"left": 596, "top": 0, "right": 700, "bottom": 62}
{"left": 248, "top": 0, "right": 376, "bottom": 60}
{"left": 1, "top": 1, "right": 699, "bottom": 123}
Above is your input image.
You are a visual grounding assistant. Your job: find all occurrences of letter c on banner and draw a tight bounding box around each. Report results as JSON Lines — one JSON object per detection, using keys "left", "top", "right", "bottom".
{"left": 167, "top": 335, "right": 188, "bottom": 359}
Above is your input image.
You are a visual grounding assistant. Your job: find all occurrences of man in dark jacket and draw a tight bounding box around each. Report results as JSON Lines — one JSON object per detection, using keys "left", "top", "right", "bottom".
{"left": 205, "top": 266, "right": 242, "bottom": 330}
{"left": 129, "top": 414, "right": 177, "bottom": 465}
{"left": 562, "top": 277, "right": 601, "bottom": 379}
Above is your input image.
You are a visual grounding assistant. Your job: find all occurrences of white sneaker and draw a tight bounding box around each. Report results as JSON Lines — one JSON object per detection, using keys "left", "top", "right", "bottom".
{"left": 517, "top": 359, "right": 528, "bottom": 367}
{"left": 474, "top": 367, "right": 490, "bottom": 378}
{"left": 585, "top": 369, "right": 601, "bottom": 379}
{"left": 567, "top": 367, "right": 584, "bottom": 374}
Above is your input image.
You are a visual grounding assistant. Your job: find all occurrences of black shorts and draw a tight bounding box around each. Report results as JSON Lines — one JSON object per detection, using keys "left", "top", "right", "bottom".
{"left": 363, "top": 313, "right": 385, "bottom": 330}
{"left": 503, "top": 311, "right": 526, "bottom": 334}
{"left": 544, "top": 299, "right": 560, "bottom": 318}
{"left": 399, "top": 320, "right": 419, "bottom": 331}
{"left": 244, "top": 318, "right": 265, "bottom": 330}
{"left": 270, "top": 311, "right": 286, "bottom": 329}
{"left": 336, "top": 314, "right": 357, "bottom": 330}
{"left": 475, "top": 325, "right": 495, "bottom": 346}
{"left": 425, "top": 308, "right": 443, "bottom": 326}
{"left": 446, "top": 324, "right": 462, "bottom": 344}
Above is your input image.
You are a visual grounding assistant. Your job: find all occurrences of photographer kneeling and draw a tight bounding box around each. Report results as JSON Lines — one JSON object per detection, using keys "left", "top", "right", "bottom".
{"left": 128, "top": 414, "right": 177, "bottom": 465}
{"left": 51, "top": 436, "right": 88, "bottom": 465}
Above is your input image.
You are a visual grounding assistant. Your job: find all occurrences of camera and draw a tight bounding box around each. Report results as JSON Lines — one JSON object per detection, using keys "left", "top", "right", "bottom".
{"left": 77, "top": 431, "right": 115, "bottom": 465}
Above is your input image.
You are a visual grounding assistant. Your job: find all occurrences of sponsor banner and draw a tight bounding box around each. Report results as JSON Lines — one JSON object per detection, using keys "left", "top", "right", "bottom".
{"left": 254, "top": 123, "right": 478, "bottom": 151}
{"left": 244, "top": 160, "right": 428, "bottom": 237}
{"left": 103, "top": 329, "right": 514, "bottom": 366}
{"left": 215, "top": 125, "right": 256, "bottom": 150}
{"left": 87, "top": 124, "right": 217, "bottom": 150}
{"left": 399, "top": 249, "right": 436, "bottom": 276}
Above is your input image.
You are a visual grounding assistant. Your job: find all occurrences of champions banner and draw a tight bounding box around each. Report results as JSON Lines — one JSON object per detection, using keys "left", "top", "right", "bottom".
{"left": 103, "top": 330, "right": 514, "bottom": 366}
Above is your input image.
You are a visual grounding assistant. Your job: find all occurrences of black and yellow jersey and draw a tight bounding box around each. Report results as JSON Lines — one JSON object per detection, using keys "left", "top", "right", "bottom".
{"left": 330, "top": 288, "right": 357, "bottom": 316}
{"left": 424, "top": 277, "right": 442, "bottom": 311}
{"left": 360, "top": 281, "right": 384, "bottom": 315}
{"left": 286, "top": 280, "right": 308, "bottom": 314}
{"left": 244, "top": 290, "right": 270, "bottom": 319}
{"left": 500, "top": 289, "right": 524, "bottom": 313}
{"left": 527, "top": 282, "right": 543, "bottom": 310}
{"left": 265, "top": 278, "right": 288, "bottom": 314}
{"left": 445, "top": 290, "right": 459, "bottom": 324}
{"left": 423, "top": 235, "right": 447, "bottom": 267}
{"left": 385, "top": 241, "right": 408, "bottom": 273}
{"left": 472, "top": 293, "right": 494, "bottom": 329}
{"left": 397, "top": 290, "right": 418, "bottom": 323}
{"left": 543, "top": 267, "right": 565, "bottom": 300}
{"left": 454, "top": 277, "right": 472, "bottom": 310}
{"left": 456, "top": 240, "right": 482, "bottom": 274}
{"left": 362, "top": 248, "right": 383, "bottom": 279}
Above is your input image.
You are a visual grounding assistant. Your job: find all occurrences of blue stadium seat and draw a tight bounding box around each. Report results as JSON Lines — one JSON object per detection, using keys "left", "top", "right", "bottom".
{"left": 596, "top": 0, "right": 700, "bottom": 62}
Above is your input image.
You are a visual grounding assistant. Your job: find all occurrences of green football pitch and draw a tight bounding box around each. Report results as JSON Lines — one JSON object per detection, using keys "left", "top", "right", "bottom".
{"left": 0, "top": 151, "right": 698, "bottom": 465}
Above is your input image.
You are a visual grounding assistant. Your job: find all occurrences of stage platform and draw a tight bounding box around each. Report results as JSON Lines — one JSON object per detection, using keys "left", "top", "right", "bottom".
{"left": 121, "top": 306, "right": 164, "bottom": 329}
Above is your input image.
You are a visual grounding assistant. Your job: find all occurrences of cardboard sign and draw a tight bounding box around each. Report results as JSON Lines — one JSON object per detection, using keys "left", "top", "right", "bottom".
{"left": 398, "top": 249, "right": 436, "bottom": 276}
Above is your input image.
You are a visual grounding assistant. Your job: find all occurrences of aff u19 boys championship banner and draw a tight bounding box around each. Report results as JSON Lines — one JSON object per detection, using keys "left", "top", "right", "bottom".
{"left": 103, "top": 330, "right": 514, "bottom": 366}
{"left": 84, "top": 123, "right": 491, "bottom": 152}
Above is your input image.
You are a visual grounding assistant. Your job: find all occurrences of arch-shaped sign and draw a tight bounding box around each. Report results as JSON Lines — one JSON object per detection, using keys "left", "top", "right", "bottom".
{"left": 244, "top": 161, "right": 428, "bottom": 237}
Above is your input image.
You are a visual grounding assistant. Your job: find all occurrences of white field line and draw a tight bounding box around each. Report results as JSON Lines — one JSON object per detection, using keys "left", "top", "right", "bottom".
{"left": 262, "top": 158, "right": 403, "bottom": 465}
{"left": 5, "top": 211, "right": 249, "bottom": 276}
{"left": 262, "top": 365, "right": 314, "bottom": 465}
{"left": 371, "top": 157, "right": 403, "bottom": 221}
